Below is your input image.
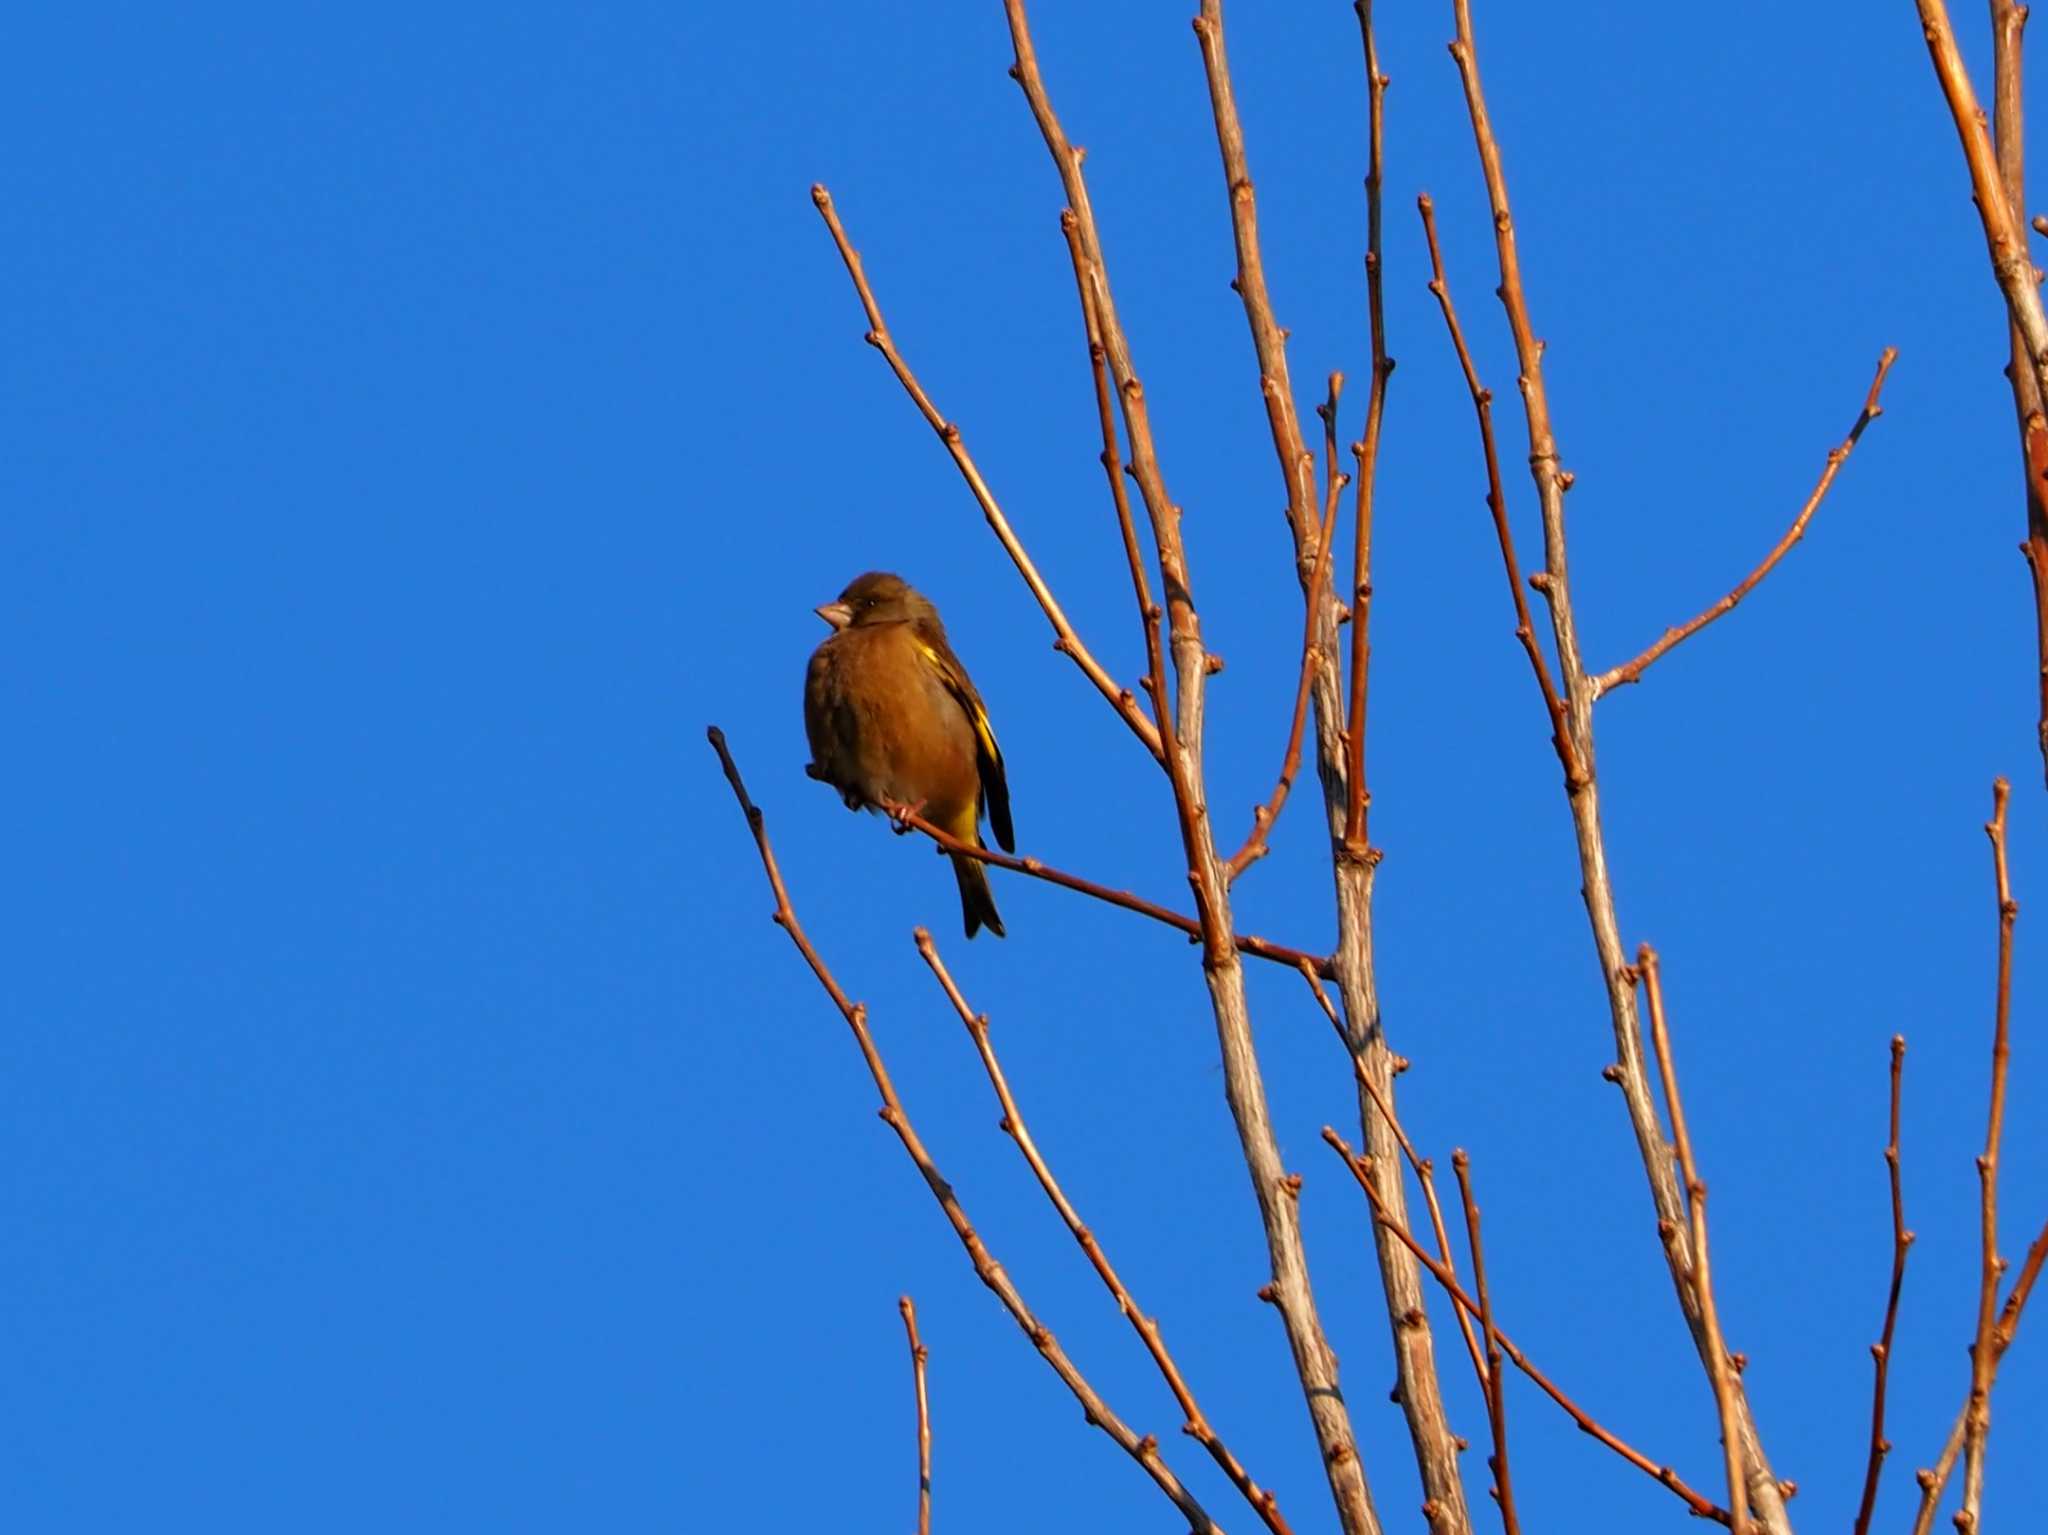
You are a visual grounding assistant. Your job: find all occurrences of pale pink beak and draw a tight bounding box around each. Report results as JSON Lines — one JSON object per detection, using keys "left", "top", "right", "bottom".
{"left": 815, "top": 600, "right": 854, "bottom": 631}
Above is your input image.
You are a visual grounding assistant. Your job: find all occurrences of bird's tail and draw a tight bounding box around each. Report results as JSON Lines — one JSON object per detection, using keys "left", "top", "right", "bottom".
{"left": 951, "top": 851, "right": 1005, "bottom": 939}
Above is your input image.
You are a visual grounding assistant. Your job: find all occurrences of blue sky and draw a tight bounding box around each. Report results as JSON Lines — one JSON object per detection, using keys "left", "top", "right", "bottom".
{"left": 4, "top": 2, "right": 2045, "bottom": 1530}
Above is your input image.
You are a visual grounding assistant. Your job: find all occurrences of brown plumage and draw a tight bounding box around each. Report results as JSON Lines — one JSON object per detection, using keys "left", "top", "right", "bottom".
{"left": 804, "top": 572, "right": 1014, "bottom": 938}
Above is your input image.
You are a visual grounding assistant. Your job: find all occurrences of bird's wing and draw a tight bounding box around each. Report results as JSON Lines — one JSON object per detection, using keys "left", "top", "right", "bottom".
{"left": 914, "top": 635, "right": 1014, "bottom": 853}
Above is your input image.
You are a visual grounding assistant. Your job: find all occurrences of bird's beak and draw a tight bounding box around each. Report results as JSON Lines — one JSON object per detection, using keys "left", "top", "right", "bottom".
{"left": 815, "top": 600, "right": 854, "bottom": 631}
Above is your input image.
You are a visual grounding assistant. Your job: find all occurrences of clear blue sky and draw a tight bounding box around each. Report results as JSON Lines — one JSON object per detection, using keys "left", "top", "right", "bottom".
{"left": 4, "top": 3, "right": 2044, "bottom": 1530}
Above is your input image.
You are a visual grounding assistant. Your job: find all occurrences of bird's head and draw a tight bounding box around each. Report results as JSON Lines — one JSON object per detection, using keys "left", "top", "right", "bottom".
{"left": 815, "top": 571, "right": 938, "bottom": 631}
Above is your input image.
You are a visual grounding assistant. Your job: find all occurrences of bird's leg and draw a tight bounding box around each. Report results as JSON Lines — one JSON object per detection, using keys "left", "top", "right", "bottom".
{"left": 878, "top": 796, "right": 927, "bottom": 834}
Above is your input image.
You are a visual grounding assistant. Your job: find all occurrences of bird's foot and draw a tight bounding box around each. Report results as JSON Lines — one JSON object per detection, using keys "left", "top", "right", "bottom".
{"left": 879, "top": 796, "right": 927, "bottom": 834}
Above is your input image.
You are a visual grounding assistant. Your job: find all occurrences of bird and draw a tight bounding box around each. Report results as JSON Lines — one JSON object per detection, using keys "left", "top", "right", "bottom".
{"left": 804, "top": 571, "right": 1014, "bottom": 938}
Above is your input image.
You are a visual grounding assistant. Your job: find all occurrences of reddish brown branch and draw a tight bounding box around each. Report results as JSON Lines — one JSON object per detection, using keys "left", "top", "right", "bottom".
{"left": 1344, "top": 0, "right": 1391, "bottom": 855}
{"left": 1635, "top": 946, "right": 1748, "bottom": 1535}
{"left": 2003, "top": 1217, "right": 2048, "bottom": 1341}
{"left": 1059, "top": 209, "right": 1176, "bottom": 772}
{"left": 1299, "top": 967, "right": 1486, "bottom": 1391}
{"left": 1450, "top": 1153, "right": 1519, "bottom": 1535}
{"left": 1916, "top": 0, "right": 2048, "bottom": 781}
{"left": 1912, "top": 1, "right": 2048, "bottom": 406}
{"left": 1319, "top": 1128, "right": 1730, "bottom": 1526}
{"left": 1228, "top": 374, "right": 1349, "bottom": 879}
{"left": 1414, "top": 193, "right": 1579, "bottom": 785}
{"left": 707, "top": 726, "right": 1221, "bottom": 1533}
{"left": 1591, "top": 350, "right": 1897, "bottom": 696}
{"left": 892, "top": 805, "right": 1331, "bottom": 977}
{"left": 1852, "top": 1036, "right": 1914, "bottom": 1535}
{"left": 1988, "top": 0, "right": 2048, "bottom": 788}
{"left": 900, "top": 1296, "right": 932, "bottom": 1535}
{"left": 1961, "top": 779, "right": 2018, "bottom": 1530}
{"left": 809, "top": 185, "right": 1164, "bottom": 764}
{"left": 916, "top": 930, "right": 1294, "bottom": 1535}
{"left": 1911, "top": 783, "right": 2034, "bottom": 1535}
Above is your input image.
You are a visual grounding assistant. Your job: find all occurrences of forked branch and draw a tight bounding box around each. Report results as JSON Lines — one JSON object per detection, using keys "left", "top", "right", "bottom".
{"left": 916, "top": 929, "right": 1294, "bottom": 1535}
{"left": 1004, "top": 7, "right": 1381, "bottom": 1530}
{"left": 1228, "top": 375, "right": 1349, "bottom": 879}
{"left": 1414, "top": 193, "right": 1578, "bottom": 785}
{"left": 1443, "top": 3, "right": 1797, "bottom": 1527}
{"left": 1320, "top": 1128, "right": 1731, "bottom": 1525}
{"left": 707, "top": 726, "right": 1221, "bottom": 1534}
{"left": 891, "top": 804, "right": 1333, "bottom": 977}
{"left": 1592, "top": 350, "right": 1897, "bottom": 697}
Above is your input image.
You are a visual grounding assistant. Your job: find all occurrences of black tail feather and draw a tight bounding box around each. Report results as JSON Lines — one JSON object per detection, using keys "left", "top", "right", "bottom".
{"left": 951, "top": 853, "right": 1005, "bottom": 939}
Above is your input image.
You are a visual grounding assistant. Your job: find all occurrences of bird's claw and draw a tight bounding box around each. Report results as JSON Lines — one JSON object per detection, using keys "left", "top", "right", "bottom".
{"left": 880, "top": 796, "right": 927, "bottom": 834}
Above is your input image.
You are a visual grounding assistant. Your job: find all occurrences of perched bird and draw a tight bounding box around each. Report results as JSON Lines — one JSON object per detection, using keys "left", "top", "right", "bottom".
{"left": 804, "top": 571, "right": 1014, "bottom": 938}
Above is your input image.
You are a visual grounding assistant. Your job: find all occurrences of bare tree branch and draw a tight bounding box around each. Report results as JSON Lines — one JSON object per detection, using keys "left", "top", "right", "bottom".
{"left": 1911, "top": 1, "right": 2048, "bottom": 405}
{"left": 1450, "top": 1152, "right": 1519, "bottom": 1535}
{"left": 809, "top": 185, "right": 1165, "bottom": 764}
{"left": 1961, "top": 779, "right": 2019, "bottom": 1531}
{"left": 889, "top": 803, "right": 1333, "bottom": 977}
{"left": 1591, "top": 351, "right": 1897, "bottom": 696}
{"left": 1004, "top": 8, "right": 1382, "bottom": 1529}
{"left": 1415, "top": 193, "right": 1578, "bottom": 785}
{"left": 1184, "top": 4, "right": 1474, "bottom": 1525}
{"left": 1635, "top": 946, "right": 1748, "bottom": 1535}
{"left": 1443, "top": 3, "right": 1805, "bottom": 1526}
{"left": 1228, "top": 375, "right": 1350, "bottom": 879}
{"left": 1299, "top": 966, "right": 1486, "bottom": 1391}
{"left": 899, "top": 1296, "right": 932, "bottom": 1535}
{"left": 1320, "top": 1128, "right": 1732, "bottom": 1526}
{"left": 1345, "top": 0, "right": 1393, "bottom": 856}
{"left": 707, "top": 726, "right": 1222, "bottom": 1533}
{"left": 1909, "top": 785, "right": 2039, "bottom": 1535}
{"left": 1058, "top": 208, "right": 1176, "bottom": 772}
{"left": 1851, "top": 1036, "right": 1913, "bottom": 1535}
{"left": 916, "top": 929, "right": 1295, "bottom": 1535}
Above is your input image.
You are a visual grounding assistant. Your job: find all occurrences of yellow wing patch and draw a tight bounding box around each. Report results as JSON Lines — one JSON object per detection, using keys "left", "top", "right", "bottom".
{"left": 916, "top": 639, "right": 1001, "bottom": 765}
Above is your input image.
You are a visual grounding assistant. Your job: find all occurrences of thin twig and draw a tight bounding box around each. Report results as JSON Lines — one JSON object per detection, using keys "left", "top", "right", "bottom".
{"left": 707, "top": 726, "right": 1221, "bottom": 1534}
{"left": 1320, "top": 1128, "right": 1731, "bottom": 1526}
{"left": 1451, "top": 1152, "right": 1519, "bottom": 1535}
{"left": 1852, "top": 1036, "right": 1913, "bottom": 1535}
{"left": 916, "top": 929, "right": 1294, "bottom": 1535}
{"left": 1908, "top": 800, "right": 2042, "bottom": 1535}
{"left": 1059, "top": 209, "right": 1176, "bottom": 771}
{"left": 1228, "top": 374, "right": 1349, "bottom": 879}
{"left": 891, "top": 804, "right": 1332, "bottom": 977}
{"left": 1960, "top": 779, "right": 2018, "bottom": 1532}
{"left": 1636, "top": 946, "right": 1748, "bottom": 1535}
{"left": 1345, "top": 0, "right": 1392, "bottom": 856}
{"left": 1591, "top": 350, "right": 1898, "bottom": 696}
{"left": 1414, "top": 193, "right": 1578, "bottom": 785}
{"left": 1300, "top": 966, "right": 1486, "bottom": 1391}
{"left": 809, "top": 185, "right": 1164, "bottom": 764}
{"left": 900, "top": 1296, "right": 932, "bottom": 1535}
